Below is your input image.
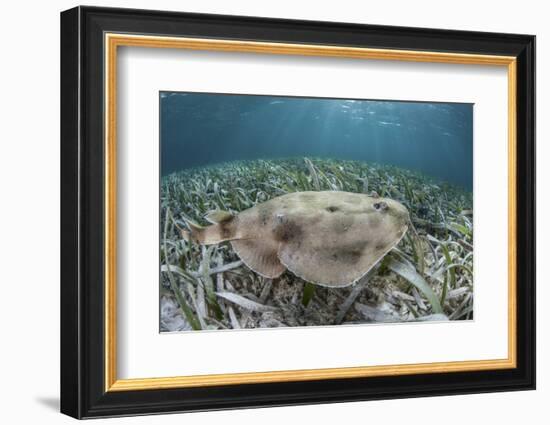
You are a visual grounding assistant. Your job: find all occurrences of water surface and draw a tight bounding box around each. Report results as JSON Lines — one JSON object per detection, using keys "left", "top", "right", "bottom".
{"left": 160, "top": 92, "right": 473, "bottom": 189}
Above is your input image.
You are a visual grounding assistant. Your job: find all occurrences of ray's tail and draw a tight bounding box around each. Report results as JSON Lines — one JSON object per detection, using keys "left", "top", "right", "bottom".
{"left": 179, "top": 220, "right": 216, "bottom": 244}
{"left": 180, "top": 211, "right": 236, "bottom": 245}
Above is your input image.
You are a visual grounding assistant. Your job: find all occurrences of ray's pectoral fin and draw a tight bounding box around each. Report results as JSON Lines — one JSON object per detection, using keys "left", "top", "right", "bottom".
{"left": 231, "top": 239, "right": 286, "bottom": 279}
{"left": 278, "top": 242, "right": 332, "bottom": 286}
{"left": 278, "top": 241, "right": 378, "bottom": 288}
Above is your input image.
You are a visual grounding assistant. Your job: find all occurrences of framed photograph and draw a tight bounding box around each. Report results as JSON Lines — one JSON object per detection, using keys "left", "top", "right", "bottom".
{"left": 60, "top": 6, "right": 535, "bottom": 419}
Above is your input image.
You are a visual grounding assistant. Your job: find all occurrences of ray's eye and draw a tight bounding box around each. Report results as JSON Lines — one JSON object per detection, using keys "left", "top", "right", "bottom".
{"left": 373, "top": 202, "right": 388, "bottom": 212}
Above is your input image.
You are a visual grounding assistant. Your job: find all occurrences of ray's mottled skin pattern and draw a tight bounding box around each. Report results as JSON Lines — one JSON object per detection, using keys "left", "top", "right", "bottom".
{"left": 187, "top": 191, "right": 409, "bottom": 287}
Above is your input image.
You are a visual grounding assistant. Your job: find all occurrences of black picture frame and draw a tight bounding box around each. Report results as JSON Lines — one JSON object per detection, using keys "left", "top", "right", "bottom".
{"left": 60, "top": 5, "right": 535, "bottom": 419}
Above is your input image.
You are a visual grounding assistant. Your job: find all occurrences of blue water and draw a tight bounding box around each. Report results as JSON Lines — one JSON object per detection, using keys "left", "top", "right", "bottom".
{"left": 160, "top": 92, "right": 473, "bottom": 190}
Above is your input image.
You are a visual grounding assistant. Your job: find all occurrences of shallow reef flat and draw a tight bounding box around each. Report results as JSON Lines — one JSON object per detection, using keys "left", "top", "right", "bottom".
{"left": 160, "top": 158, "right": 473, "bottom": 332}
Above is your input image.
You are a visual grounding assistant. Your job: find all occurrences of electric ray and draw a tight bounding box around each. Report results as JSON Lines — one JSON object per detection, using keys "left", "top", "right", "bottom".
{"left": 183, "top": 191, "right": 409, "bottom": 287}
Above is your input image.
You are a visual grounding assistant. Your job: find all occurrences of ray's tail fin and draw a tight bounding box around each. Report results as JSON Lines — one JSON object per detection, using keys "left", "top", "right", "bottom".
{"left": 179, "top": 219, "right": 203, "bottom": 243}
{"left": 180, "top": 211, "right": 236, "bottom": 245}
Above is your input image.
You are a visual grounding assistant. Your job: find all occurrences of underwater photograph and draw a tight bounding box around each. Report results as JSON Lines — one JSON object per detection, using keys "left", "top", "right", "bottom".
{"left": 160, "top": 92, "right": 473, "bottom": 332}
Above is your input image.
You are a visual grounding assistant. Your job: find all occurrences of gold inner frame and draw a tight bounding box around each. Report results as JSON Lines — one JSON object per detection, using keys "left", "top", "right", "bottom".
{"left": 104, "top": 33, "right": 517, "bottom": 392}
